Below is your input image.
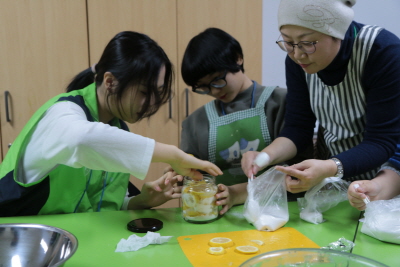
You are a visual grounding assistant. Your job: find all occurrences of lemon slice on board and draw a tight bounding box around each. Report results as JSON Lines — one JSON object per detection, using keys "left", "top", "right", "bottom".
{"left": 250, "top": 240, "right": 264, "bottom": 246}
{"left": 235, "top": 245, "right": 259, "bottom": 254}
{"left": 207, "top": 246, "right": 226, "bottom": 255}
{"left": 208, "top": 237, "right": 234, "bottom": 248}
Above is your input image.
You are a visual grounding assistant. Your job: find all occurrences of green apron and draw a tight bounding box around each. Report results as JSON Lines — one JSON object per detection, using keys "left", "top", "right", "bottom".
{"left": 0, "top": 83, "right": 130, "bottom": 216}
{"left": 205, "top": 83, "right": 275, "bottom": 185}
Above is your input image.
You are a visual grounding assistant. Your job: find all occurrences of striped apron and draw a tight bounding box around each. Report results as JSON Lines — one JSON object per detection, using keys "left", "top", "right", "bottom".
{"left": 306, "top": 25, "right": 383, "bottom": 181}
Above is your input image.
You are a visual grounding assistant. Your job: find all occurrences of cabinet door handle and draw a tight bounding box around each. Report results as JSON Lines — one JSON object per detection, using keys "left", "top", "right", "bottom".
{"left": 5, "top": 91, "right": 11, "bottom": 122}
{"left": 168, "top": 96, "right": 172, "bottom": 119}
{"left": 185, "top": 88, "right": 189, "bottom": 117}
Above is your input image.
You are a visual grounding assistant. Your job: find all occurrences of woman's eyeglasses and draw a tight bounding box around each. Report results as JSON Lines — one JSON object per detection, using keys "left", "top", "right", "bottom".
{"left": 276, "top": 40, "right": 318, "bottom": 54}
{"left": 192, "top": 70, "right": 228, "bottom": 95}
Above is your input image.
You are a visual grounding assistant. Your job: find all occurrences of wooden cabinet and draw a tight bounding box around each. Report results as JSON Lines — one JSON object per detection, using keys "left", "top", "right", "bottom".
{"left": 0, "top": 0, "right": 89, "bottom": 158}
{"left": 0, "top": 0, "right": 262, "bottom": 209}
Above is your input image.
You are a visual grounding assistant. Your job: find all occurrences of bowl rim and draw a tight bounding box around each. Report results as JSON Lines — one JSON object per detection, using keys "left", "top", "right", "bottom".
{"left": 239, "top": 247, "right": 389, "bottom": 267}
{"left": 0, "top": 223, "right": 79, "bottom": 266}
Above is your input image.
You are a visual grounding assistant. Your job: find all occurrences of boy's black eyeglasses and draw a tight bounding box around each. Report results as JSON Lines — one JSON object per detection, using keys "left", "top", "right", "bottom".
{"left": 276, "top": 40, "right": 318, "bottom": 54}
{"left": 192, "top": 70, "right": 228, "bottom": 95}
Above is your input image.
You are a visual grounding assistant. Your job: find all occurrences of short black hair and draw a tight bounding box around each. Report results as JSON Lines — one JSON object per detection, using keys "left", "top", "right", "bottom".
{"left": 181, "top": 28, "right": 244, "bottom": 87}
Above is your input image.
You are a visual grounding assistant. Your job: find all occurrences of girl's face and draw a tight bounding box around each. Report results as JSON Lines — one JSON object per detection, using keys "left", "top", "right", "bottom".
{"left": 196, "top": 67, "right": 249, "bottom": 103}
{"left": 109, "top": 65, "right": 166, "bottom": 124}
{"left": 280, "top": 25, "right": 341, "bottom": 74}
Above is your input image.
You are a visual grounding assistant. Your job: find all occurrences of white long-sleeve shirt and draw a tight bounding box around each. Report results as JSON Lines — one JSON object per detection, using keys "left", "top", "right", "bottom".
{"left": 19, "top": 101, "right": 155, "bottom": 186}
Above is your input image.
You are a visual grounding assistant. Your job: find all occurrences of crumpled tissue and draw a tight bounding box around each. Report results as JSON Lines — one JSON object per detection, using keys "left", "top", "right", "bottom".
{"left": 115, "top": 231, "right": 173, "bottom": 252}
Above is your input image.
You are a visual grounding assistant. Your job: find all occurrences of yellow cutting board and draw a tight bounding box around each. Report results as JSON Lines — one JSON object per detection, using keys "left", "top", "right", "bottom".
{"left": 178, "top": 227, "right": 319, "bottom": 267}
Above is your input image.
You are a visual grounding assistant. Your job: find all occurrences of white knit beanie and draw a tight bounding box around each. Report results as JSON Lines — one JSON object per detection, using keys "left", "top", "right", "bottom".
{"left": 278, "top": 0, "right": 357, "bottom": 39}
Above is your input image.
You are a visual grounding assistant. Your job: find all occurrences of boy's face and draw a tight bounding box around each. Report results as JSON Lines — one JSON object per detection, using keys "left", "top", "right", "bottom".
{"left": 196, "top": 70, "right": 247, "bottom": 103}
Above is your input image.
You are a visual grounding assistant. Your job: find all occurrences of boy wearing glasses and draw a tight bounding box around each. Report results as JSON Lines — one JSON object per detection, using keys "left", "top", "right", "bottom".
{"left": 242, "top": 0, "right": 400, "bottom": 196}
{"left": 180, "top": 28, "right": 303, "bottom": 215}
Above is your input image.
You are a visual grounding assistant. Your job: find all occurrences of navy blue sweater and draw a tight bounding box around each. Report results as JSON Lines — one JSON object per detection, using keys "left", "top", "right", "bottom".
{"left": 279, "top": 21, "right": 400, "bottom": 179}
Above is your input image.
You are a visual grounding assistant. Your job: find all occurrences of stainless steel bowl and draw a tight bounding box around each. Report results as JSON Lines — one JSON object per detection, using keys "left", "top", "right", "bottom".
{"left": 0, "top": 223, "right": 78, "bottom": 267}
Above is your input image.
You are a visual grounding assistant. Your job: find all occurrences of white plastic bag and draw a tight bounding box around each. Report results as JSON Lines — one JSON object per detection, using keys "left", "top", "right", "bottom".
{"left": 243, "top": 167, "right": 288, "bottom": 231}
{"left": 298, "top": 177, "right": 349, "bottom": 224}
{"left": 361, "top": 196, "right": 400, "bottom": 244}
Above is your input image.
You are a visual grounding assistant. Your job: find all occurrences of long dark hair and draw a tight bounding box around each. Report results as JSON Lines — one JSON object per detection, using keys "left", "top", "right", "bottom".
{"left": 181, "top": 27, "right": 244, "bottom": 87}
{"left": 66, "top": 31, "right": 173, "bottom": 121}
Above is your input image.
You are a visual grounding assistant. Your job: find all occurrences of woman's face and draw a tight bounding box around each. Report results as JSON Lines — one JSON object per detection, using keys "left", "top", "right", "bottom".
{"left": 111, "top": 65, "right": 166, "bottom": 124}
{"left": 280, "top": 25, "right": 341, "bottom": 74}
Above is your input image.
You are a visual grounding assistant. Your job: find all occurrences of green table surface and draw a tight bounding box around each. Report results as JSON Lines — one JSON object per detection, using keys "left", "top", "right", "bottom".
{"left": 0, "top": 201, "right": 393, "bottom": 267}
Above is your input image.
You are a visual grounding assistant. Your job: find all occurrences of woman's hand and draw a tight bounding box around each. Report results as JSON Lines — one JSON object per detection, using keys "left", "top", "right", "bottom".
{"left": 241, "top": 151, "right": 263, "bottom": 178}
{"left": 348, "top": 168, "right": 400, "bottom": 211}
{"left": 348, "top": 180, "right": 379, "bottom": 211}
{"left": 241, "top": 137, "right": 297, "bottom": 178}
{"left": 241, "top": 138, "right": 297, "bottom": 179}
{"left": 275, "top": 159, "right": 337, "bottom": 193}
{"left": 128, "top": 171, "right": 183, "bottom": 209}
{"left": 215, "top": 183, "right": 248, "bottom": 215}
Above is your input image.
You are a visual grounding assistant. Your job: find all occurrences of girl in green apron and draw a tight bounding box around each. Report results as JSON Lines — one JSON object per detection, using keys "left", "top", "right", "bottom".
{"left": 0, "top": 31, "right": 221, "bottom": 217}
{"left": 180, "top": 28, "right": 291, "bottom": 215}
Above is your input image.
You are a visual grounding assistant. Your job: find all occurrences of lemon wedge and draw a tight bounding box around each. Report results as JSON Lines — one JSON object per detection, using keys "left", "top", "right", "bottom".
{"left": 235, "top": 245, "right": 259, "bottom": 254}
{"left": 250, "top": 239, "right": 264, "bottom": 246}
{"left": 208, "top": 237, "right": 234, "bottom": 248}
{"left": 207, "top": 246, "right": 225, "bottom": 255}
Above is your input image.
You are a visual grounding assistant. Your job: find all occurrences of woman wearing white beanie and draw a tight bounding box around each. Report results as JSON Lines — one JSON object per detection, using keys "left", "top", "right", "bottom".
{"left": 242, "top": 0, "right": 400, "bottom": 202}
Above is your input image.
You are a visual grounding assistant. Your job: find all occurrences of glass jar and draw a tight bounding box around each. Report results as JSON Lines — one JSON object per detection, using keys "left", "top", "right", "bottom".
{"left": 181, "top": 174, "right": 219, "bottom": 224}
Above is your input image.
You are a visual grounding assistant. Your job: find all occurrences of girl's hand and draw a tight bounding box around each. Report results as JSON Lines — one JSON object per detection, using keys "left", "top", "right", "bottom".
{"left": 170, "top": 152, "right": 222, "bottom": 180}
{"left": 129, "top": 171, "right": 183, "bottom": 209}
{"left": 153, "top": 143, "right": 222, "bottom": 179}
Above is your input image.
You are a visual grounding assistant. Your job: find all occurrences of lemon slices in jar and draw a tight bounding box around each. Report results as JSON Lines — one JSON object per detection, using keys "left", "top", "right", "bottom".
{"left": 208, "top": 237, "right": 234, "bottom": 248}
{"left": 182, "top": 193, "right": 196, "bottom": 208}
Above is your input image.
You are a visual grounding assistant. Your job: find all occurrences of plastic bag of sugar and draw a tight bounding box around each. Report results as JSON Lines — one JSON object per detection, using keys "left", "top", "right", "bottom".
{"left": 298, "top": 177, "right": 349, "bottom": 224}
{"left": 361, "top": 196, "right": 400, "bottom": 244}
{"left": 244, "top": 167, "right": 288, "bottom": 231}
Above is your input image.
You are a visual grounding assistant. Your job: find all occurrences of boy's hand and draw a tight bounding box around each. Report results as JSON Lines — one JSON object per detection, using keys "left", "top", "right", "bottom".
{"left": 215, "top": 184, "right": 233, "bottom": 215}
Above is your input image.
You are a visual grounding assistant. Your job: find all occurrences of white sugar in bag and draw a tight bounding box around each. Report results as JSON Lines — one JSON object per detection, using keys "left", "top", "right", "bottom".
{"left": 244, "top": 167, "right": 288, "bottom": 231}
{"left": 361, "top": 196, "right": 400, "bottom": 244}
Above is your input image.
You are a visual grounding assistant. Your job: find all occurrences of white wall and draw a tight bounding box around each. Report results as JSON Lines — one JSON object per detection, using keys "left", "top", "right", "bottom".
{"left": 262, "top": 0, "right": 400, "bottom": 87}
